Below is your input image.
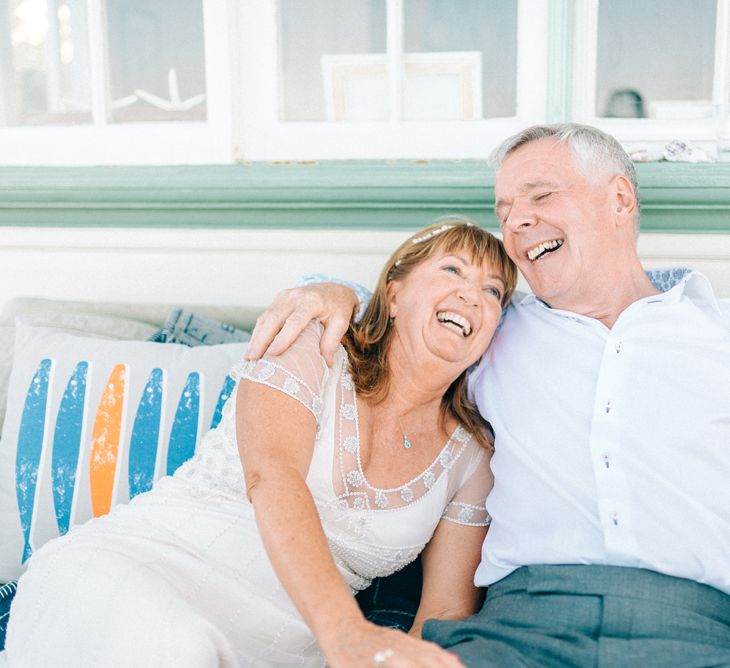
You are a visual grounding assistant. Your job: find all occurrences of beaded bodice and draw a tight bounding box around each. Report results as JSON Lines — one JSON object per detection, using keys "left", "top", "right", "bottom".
{"left": 175, "top": 321, "right": 492, "bottom": 590}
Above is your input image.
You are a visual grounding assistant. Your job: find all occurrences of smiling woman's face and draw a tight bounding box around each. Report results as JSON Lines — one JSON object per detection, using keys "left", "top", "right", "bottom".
{"left": 387, "top": 249, "right": 505, "bottom": 370}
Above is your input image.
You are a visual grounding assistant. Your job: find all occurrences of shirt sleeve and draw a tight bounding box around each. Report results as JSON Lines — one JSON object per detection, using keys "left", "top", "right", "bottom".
{"left": 299, "top": 274, "right": 372, "bottom": 323}
{"left": 441, "top": 439, "right": 493, "bottom": 527}
{"left": 229, "top": 320, "right": 329, "bottom": 424}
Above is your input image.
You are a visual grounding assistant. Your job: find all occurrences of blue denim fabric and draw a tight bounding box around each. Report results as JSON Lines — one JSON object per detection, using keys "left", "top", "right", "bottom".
{"left": 356, "top": 558, "right": 422, "bottom": 632}
{"left": 147, "top": 309, "right": 251, "bottom": 346}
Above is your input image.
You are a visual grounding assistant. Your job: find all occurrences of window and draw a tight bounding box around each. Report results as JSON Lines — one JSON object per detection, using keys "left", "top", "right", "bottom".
{"left": 571, "top": 0, "right": 729, "bottom": 146}
{"left": 1, "top": 0, "right": 729, "bottom": 165}
{"left": 0, "top": 0, "right": 231, "bottom": 164}
{"left": 237, "top": 0, "right": 546, "bottom": 160}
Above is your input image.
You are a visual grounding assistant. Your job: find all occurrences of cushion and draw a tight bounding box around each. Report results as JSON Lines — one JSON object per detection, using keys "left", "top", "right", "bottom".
{"left": 0, "top": 312, "right": 158, "bottom": 436}
{"left": 0, "top": 321, "right": 247, "bottom": 582}
{"left": 0, "top": 581, "right": 17, "bottom": 650}
{"left": 148, "top": 309, "right": 251, "bottom": 346}
{"left": 0, "top": 298, "right": 262, "bottom": 332}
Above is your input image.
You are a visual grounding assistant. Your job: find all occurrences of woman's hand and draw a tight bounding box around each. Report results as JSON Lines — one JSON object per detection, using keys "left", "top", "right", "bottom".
{"left": 245, "top": 282, "right": 358, "bottom": 366}
{"left": 322, "top": 618, "right": 465, "bottom": 668}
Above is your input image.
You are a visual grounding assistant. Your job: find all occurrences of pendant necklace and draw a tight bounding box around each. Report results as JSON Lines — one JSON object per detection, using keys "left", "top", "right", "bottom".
{"left": 397, "top": 416, "right": 412, "bottom": 450}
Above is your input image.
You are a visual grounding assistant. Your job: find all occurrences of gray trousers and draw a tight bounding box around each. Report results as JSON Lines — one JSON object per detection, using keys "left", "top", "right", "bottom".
{"left": 423, "top": 565, "right": 730, "bottom": 668}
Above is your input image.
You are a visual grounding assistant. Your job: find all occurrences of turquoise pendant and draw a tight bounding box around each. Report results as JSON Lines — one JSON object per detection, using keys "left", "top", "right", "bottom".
{"left": 403, "top": 437, "right": 412, "bottom": 450}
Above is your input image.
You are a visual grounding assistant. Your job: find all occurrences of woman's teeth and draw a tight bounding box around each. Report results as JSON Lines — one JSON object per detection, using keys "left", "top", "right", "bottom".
{"left": 436, "top": 311, "right": 471, "bottom": 337}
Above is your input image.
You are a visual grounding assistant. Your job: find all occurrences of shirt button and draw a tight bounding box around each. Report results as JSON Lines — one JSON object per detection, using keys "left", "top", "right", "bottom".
{"left": 605, "top": 400, "right": 612, "bottom": 414}
{"left": 610, "top": 512, "right": 620, "bottom": 526}
{"left": 615, "top": 341, "right": 623, "bottom": 354}
{"left": 602, "top": 454, "right": 611, "bottom": 469}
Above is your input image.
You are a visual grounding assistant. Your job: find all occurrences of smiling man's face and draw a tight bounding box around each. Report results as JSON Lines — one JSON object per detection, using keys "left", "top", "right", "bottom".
{"left": 494, "top": 137, "right": 627, "bottom": 310}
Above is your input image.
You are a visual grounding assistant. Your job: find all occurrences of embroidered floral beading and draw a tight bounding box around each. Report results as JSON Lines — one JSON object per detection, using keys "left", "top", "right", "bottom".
{"left": 230, "top": 357, "right": 325, "bottom": 422}
{"left": 334, "top": 362, "right": 477, "bottom": 516}
{"left": 442, "top": 501, "right": 491, "bottom": 527}
{"left": 174, "top": 326, "right": 491, "bottom": 603}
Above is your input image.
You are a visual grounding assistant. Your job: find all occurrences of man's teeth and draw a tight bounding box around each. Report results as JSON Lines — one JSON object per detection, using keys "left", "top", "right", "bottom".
{"left": 436, "top": 311, "right": 472, "bottom": 337}
{"left": 527, "top": 239, "right": 564, "bottom": 261}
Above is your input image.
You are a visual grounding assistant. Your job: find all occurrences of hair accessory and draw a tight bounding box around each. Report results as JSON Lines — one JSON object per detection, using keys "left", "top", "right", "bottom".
{"left": 410, "top": 223, "right": 457, "bottom": 245}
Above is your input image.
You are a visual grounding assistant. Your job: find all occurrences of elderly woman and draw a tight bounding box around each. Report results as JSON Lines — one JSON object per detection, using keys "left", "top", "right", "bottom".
{"left": 7, "top": 221, "right": 517, "bottom": 668}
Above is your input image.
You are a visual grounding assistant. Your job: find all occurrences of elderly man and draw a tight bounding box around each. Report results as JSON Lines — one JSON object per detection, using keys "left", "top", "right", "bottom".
{"left": 246, "top": 124, "right": 730, "bottom": 667}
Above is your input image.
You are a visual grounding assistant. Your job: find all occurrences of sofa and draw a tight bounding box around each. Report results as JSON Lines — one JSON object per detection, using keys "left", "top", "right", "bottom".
{"left": 1, "top": 272, "right": 729, "bottom": 653}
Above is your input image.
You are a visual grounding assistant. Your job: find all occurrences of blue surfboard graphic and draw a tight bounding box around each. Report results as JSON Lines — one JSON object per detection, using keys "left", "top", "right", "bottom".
{"left": 129, "top": 368, "right": 164, "bottom": 498}
{"left": 210, "top": 375, "right": 235, "bottom": 430}
{"left": 51, "top": 361, "right": 88, "bottom": 536}
{"left": 16, "top": 358, "right": 53, "bottom": 562}
{"left": 166, "top": 372, "right": 200, "bottom": 476}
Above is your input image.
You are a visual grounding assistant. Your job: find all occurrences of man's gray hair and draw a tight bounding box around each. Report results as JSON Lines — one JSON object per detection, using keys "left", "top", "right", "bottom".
{"left": 489, "top": 123, "right": 641, "bottom": 233}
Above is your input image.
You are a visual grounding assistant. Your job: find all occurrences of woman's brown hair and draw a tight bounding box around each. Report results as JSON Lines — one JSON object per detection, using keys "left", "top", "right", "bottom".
{"left": 342, "top": 219, "right": 518, "bottom": 449}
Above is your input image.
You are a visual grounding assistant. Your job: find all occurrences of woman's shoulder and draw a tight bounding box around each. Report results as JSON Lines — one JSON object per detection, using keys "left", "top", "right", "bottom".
{"left": 232, "top": 320, "right": 331, "bottom": 392}
{"left": 448, "top": 426, "right": 493, "bottom": 473}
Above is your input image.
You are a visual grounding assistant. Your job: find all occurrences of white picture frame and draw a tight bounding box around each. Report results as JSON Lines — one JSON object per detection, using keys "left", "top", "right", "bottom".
{"left": 322, "top": 52, "right": 483, "bottom": 122}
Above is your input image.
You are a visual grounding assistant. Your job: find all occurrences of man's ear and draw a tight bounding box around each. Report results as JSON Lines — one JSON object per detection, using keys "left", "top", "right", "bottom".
{"left": 611, "top": 175, "right": 637, "bottom": 228}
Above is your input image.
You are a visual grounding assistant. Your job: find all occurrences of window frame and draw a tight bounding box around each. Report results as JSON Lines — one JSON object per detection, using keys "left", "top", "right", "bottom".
{"left": 233, "top": 0, "right": 549, "bottom": 161}
{"left": 0, "top": 0, "right": 233, "bottom": 165}
{"left": 2, "top": 0, "right": 729, "bottom": 165}
{"left": 570, "top": 0, "right": 730, "bottom": 146}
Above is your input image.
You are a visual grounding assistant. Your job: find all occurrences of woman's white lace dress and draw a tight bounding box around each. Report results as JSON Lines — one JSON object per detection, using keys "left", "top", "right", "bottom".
{"left": 7, "top": 323, "right": 492, "bottom": 668}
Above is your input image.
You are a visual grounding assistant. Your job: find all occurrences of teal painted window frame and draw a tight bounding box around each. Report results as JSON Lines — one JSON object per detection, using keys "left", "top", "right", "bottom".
{"left": 0, "top": 161, "right": 729, "bottom": 233}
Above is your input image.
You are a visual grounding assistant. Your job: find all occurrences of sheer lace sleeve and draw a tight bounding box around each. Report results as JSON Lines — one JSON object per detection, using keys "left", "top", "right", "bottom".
{"left": 441, "top": 439, "right": 493, "bottom": 527}
{"left": 229, "top": 320, "right": 328, "bottom": 423}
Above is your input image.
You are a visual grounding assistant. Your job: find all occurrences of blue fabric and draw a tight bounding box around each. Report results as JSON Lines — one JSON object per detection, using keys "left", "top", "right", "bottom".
{"left": 148, "top": 309, "right": 251, "bottom": 346}
{"left": 356, "top": 558, "right": 422, "bottom": 631}
{"left": 0, "top": 581, "right": 18, "bottom": 651}
{"left": 645, "top": 267, "right": 692, "bottom": 293}
{"left": 423, "top": 565, "right": 730, "bottom": 668}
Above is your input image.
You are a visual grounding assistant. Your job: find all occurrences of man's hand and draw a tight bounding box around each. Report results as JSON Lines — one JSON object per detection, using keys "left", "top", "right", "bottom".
{"left": 245, "top": 283, "right": 359, "bottom": 366}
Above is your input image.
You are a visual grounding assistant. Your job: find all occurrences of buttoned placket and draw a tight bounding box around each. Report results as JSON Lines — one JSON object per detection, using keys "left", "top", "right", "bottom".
{"left": 534, "top": 298, "right": 673, "bottom": 562}
{"left": 583, "top": 290, "right": 697, "bottom": 564}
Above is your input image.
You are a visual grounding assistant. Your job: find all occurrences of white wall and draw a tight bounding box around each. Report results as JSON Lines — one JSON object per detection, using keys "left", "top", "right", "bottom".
{"left": 1, "top": 228, "right": 729, "bottom": 313}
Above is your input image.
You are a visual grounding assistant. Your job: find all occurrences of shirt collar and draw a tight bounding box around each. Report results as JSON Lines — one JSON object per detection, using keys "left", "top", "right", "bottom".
{"left": 515, "top": 268, "right": 721, "bottom": 316}
{"left": 655, "top": 270, "right": 722, "bottom": 316}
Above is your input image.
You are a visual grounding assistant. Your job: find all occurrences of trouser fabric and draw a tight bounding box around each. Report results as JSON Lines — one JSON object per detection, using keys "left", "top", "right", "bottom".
{"left": 423, "top": 564, "right": 730, "bottom": 668}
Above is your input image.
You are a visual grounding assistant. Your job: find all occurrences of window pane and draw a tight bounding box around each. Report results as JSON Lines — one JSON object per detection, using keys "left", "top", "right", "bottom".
{"left": 404, "top": 0, "right": 517, "bottom": 120}
{"left": 596, "top": 0, "right": 716, "bottom": 120}
{"left": 106, "top": 0, "right": 207, "bottom": 123}
{"left": 0, "top": 0, "right": 92, "bottom": 126}
{"left": 279, "top": 0, "right": 386, "bottom": 121}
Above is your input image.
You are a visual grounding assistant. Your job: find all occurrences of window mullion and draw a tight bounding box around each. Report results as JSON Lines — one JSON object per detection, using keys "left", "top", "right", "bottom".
{"left": 386, "top": 0, "right": 404, "bottom": 122}
{"left": 569, "top": 0, "right": 598, "bottom": 122}
{"left": 86, "top": 0, "right": 110, "bottom": 126}
{"left": 713, "top": 0, "right": 730, "bottom": 107}
{"left": 545, "top": 0, "right": 575, "bottom": 123}
{"left": 46, "top": 0, "right": 63, "bottom": 114}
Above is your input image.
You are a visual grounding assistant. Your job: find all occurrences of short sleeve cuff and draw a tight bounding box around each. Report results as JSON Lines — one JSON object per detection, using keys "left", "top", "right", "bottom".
{"left": 441, "top": 501, "right": 491, "bottom": 527}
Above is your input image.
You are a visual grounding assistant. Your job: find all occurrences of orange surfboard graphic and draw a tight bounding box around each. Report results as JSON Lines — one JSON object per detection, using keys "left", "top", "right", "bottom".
{"left": 89, "top": 364, "right": 127, "bottom": 517}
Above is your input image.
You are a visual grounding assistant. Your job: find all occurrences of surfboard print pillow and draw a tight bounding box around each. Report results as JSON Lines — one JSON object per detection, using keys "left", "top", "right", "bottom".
{"left": 0, "top": 320, "right": 247, "bottom": 582}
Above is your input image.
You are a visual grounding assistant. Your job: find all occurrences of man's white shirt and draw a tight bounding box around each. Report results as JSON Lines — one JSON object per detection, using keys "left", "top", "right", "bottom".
{"left": 470, "top": 271, "right": 730, "bottom": 595}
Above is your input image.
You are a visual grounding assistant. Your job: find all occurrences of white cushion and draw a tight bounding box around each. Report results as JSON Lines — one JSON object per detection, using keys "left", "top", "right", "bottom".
{"left": 0, "top": 321, "right": 246, "bottom": 582}
{"left": 0, "top": 312, "right": 158, "bottom": 435}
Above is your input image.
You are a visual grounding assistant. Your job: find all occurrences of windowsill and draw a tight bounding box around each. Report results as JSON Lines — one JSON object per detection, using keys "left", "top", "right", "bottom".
{"left": 0, "top": 160, "right": 729, "bottom": 233}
